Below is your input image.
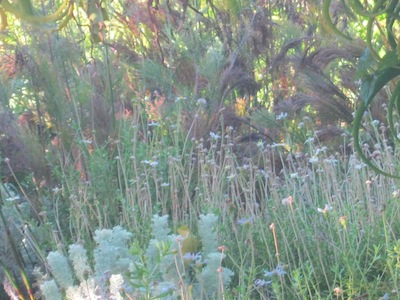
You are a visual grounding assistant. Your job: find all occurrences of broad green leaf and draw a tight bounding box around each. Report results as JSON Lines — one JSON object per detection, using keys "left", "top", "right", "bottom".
{"left": 360, "top": 66, "right": 400, "bottom": 106}
{"left": 354, "top": 52, "right": 400, "bottom": 179}
{"left": 355, "top": 48, "right": 375, "bottom": 79}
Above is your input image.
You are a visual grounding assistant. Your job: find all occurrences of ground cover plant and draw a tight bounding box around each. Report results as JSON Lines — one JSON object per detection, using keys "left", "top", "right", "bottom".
{"left": 1, "top": 0, "right": 400, "bottom": 299}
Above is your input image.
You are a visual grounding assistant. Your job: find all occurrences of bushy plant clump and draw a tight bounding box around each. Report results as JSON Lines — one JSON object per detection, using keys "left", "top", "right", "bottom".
{"left": 2, "top": 116, "right": 400, "bottom": 299}
{"left": 38, "top": 214, "right": 233, "bottom": 299}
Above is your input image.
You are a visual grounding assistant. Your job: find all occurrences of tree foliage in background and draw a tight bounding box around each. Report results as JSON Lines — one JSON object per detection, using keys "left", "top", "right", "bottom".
{"left": 3, "top": 0, "right": 398, "bottom": 198}
{"left": 323, "top": 0, "right": 400, "bottom": 178}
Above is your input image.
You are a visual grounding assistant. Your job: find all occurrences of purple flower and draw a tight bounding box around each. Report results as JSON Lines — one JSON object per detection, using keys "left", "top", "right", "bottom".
{"left": 183, "top": 252, "right": 202, "bottom": 263}
{"left": 254, "top": 279, "right": 272, "bottom": 288}
{"left": 264, "top": 262, "right": 286, "bottom": 277}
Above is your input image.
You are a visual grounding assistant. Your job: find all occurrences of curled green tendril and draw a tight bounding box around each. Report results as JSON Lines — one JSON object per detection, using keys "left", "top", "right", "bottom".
{"left": 322, "top": 0, "right": 352, "bottom": 40}
{"left": 347, "top": 0, "right": 387, "bottom": 18}
{"left": 0, "top": 0, "right": 73, "bottom": 29}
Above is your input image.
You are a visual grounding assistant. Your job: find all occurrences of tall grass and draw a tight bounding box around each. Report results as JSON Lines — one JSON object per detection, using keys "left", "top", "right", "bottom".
{"left": 2, "top": 98, "right": 400, "bottom": 298}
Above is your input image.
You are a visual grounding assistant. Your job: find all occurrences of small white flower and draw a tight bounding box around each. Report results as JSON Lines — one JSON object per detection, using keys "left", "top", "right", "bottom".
{"left": 271, "top": 143, "right": 287, "bottom": 148}
{"left": 197, "top": 98, "right": 207, "bottom": 106}
{"left": 317, "top": 203, "right": 333, "bottom": 214}
{"left": 355, "top": 163, "right": 367, "bottom": 169}
{"left": 281, "top": 196, "right": 294, "bottom": 206}
{"left": 309, "top": 156, "right": 319, "bottom": 164}
{"left": 149, "top": 161, "right": 159, "bottom": 167}
{"left": 82, "top": 139, "right": 92, "bottom": 144}
{"left": 324, "top": 158, "right": 338, "bottom": 164}
{"left": 305, "top": 137, "right": 315, "bottom": 144}
{"left": 276, "top": 112, "right": 288, "bottom": 120}
{"left": 227, "top": 174, "right": 237, "bottom": 180}
{"left": 371, "top": 119, "right": 380, "bottom": 126}
{"left": 210, "top": 132, "right": 221, "bottom": 140}
{"left": 148, "top": 121, "right": 160, "bottom": 127}
{"left": 52, "top": 187, "right": 62, "bottom": 194}
{"left": 161, "top": 182, "right": 170, "bottom": 187}
{"left": 175, "top": 97, "right": 186, "bottom": 103}
{"left": 6, "top": 196, "right": 20, "bottom": 202}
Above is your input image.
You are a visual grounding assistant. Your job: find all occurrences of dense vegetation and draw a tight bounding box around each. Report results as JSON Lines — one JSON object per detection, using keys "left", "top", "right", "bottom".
{"left": 1, "top": 0, "right": 400, "bottom": 299}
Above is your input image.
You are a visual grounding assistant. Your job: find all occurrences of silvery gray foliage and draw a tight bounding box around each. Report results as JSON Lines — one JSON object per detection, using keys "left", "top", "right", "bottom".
{"left": 46, "top": 251, "right": 74, "bottom": 290}
{"left": 39, "top": 215, "right": 234, "bottom": 299}
{"left": 45, "top": 249, "right": 98, "bottom": 300}
{"left": 197, "top": 252, "right": 234, "bottom": 298}
{"left": 93, "top": 226, "right": 133, "bottom": 279}
{"left": 151, "top": 214, "right": 171, "bottom": 241}
{"left": 67, "top": 244, "right": 98, "bottom": 299}
{"left": 139, "top": 215, "right": 182, "bottom": 296}
{"left": 40, "top": 279, "right": 62, "bottom": 300}
{"left": 68, "top": 244, "right": 90, "bottom": 283}
{"left": 145, "top": 214, "right": 172, "bottom": 262}
{"left": 41, "top": 226, "right": 133, "bottom": 300}
{"left": 141, "top": 214, "right": 234, "bottom": 299}
{"left": 198, "top": 213, "right": 219, "bottom": 254}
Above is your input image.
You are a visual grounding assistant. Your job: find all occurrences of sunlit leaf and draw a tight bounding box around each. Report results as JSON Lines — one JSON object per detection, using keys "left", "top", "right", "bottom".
{"left": 360, "top": 66, "right": 400, "bottom": 106}
{"left": 378, "top": 51, "right": 400, "bottom": 71}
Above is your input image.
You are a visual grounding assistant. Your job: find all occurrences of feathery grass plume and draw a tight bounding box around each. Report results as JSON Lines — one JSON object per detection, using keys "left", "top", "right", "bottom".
{"left": 93, "top": 226, "right": 132, "bottom": 279}
{"left": 198, "top": 214, "right": 218, "bottom": 254}
{"left": 46, "top": 251, "right": 73, "bottom": 290}
{"left": 40, "top": 279, "right": 62, "bottom": 300}
{"left": 68, "top": 244, "right": 91, "bottom": 283}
